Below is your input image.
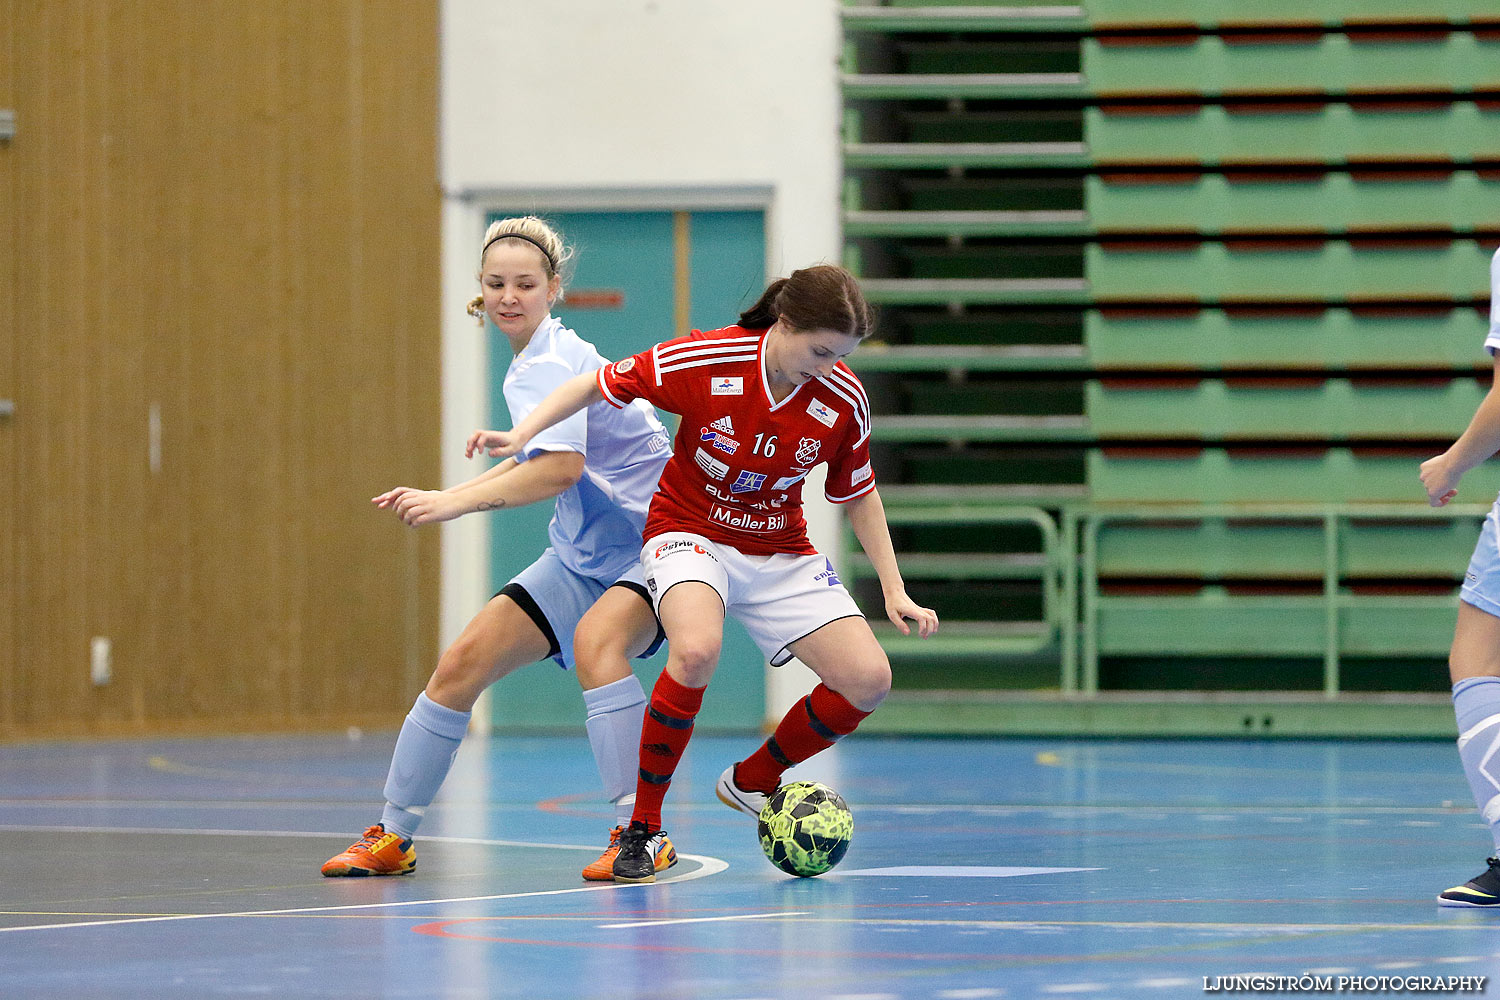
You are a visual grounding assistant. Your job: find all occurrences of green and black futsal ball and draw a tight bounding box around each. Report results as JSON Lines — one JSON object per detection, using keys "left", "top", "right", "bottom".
{"left": 757, "top": 781, "right": 854, "bottom": 877}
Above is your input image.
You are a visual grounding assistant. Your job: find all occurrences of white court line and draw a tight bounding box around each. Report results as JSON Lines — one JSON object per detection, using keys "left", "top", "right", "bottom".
{"left": 0, "top": 824, "right": 606, "bottom": 853}
{"left": 0, "top": 800, "right": 1471, "bottom": 816}
{"left": 598, "top": 910, "right": 810, "bottom": 929}
{"left": 0, "top": 827, "right": 728, "bottom": 934}
{"left": 676, "top": 915, "right": 1500, "bottom": 933}
{"left": 836, "top": 866, "right": 1100, "bottom": 878}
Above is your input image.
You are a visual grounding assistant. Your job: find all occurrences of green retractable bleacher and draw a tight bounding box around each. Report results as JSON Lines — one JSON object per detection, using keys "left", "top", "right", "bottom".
{"left": 841, "top": 0, "right": 1498, "bottom": 735}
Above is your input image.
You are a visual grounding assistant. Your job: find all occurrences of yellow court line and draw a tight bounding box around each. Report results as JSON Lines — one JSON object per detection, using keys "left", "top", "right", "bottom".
{"left": 1031, "top": 749, "right": 1450, "bottom": 783}
{"left": 146, "top": 755, "right": 371, "bottom": 788}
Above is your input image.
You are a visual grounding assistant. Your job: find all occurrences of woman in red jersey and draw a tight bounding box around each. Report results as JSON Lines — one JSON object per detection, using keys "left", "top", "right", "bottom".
{"left": 471, "top": 263, "right": 939, "bottom": 882}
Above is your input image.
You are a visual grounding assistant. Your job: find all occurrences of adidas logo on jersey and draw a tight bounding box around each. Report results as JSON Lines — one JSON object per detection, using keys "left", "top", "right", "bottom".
{"left": 710, "top": 416, "right": 735, "bottom": 435}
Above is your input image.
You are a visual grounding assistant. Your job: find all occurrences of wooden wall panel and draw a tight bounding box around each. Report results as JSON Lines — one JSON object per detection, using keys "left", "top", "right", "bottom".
{"left": 0, "top": 0, "right": 14, "bottom": 728}
{"left": 2, "top": 0, "right": 440, "bottom": 738}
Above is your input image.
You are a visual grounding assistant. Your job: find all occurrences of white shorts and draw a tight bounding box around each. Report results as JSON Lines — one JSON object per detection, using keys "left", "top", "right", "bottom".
{"left": 640, "top": 531, "right": 864, "bottom": 667}
{"left": 1462, "top": 502, "right": 1500, "bottom": 619}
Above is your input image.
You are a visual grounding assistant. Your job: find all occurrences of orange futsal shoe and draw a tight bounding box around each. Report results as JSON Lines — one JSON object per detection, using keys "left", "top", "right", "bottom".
{"left": 320, "top": 824, "right": 416, "bottom": 877}
{"left": 581, "top": 824, "right": 678, "bottom": 881}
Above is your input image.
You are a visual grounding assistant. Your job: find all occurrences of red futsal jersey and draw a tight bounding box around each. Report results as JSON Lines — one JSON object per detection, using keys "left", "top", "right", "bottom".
{"left": 596, "top": 325, "right": 876, "bottom": 556}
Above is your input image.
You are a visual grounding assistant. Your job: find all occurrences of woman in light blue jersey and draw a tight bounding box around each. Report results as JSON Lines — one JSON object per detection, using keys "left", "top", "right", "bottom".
{"left": 1422, "top": 247, "right": 1500, "bottom": 906}
{"left": 321, "top": 216, "right": 678, "bottom": 882}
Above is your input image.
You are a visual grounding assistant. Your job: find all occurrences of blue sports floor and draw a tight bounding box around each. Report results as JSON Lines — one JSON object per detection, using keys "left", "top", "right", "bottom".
{"left": 2, "top": 731, "right": 1498, "bottom": 998}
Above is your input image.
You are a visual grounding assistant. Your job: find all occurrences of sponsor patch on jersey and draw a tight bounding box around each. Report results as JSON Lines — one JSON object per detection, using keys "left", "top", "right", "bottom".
{"left": 699, "top": 428, "right": 740, "bottom": 455}
{"left": 613, "top": 357, "right": 636, "bottom": 374}
{"left": 703, "top": 481, "right": 739, "bottom": 503}
{"left": 694, "top": 447, "right": 729, "bottom": 480}
{"left": 709, "top": 504, "right": 788, "bottom": 533}
{"left": 648, "top": 432, "right": 670, "bottom": 453}
{"left": 796, "top": 437, "right": 821, "bottom": 465}
{"left": 710, "top": 415, "right": 735, "bottom": 435}
{"left": 850, "top": 461, "right": 872, "bottom": 486}
{"left": 772, "top": 469, "right": 812, "bottom": 491}
{"left": 711, "top": 376, "right": 743, "bottom": 395}
{"left": 731, "top": 470, "right": 767, "bottom": 494}
{"left": 806, "top": 398, "right": 837, "bottom": 428}
{"left": 653, "top": 538, "right": 713, "bottom": 560}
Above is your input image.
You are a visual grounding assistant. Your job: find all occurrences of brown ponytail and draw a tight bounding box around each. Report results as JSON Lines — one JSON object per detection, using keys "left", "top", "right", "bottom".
{"left": 737, "top": 264, "right": 874, "bottom": 340}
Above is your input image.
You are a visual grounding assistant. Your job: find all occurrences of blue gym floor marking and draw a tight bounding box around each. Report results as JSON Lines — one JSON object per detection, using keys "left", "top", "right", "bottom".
{"left": 8, "top": 733, "right": 1498, "bottom": 999}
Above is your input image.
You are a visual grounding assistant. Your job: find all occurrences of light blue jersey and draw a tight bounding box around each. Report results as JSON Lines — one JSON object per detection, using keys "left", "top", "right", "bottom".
{"left": 1486, "top": 247, "right": 1500, "bottom": 357}
{"left": 504, "top": 316, "right": 671, "bottom": 584}
{"left": 1470, "top": 248, "right": 1500, "bottom": 618}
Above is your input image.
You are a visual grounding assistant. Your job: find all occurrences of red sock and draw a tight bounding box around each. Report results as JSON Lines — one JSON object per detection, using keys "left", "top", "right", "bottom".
{"left": 733, "top": 684, "right": 871, "bottom": 794}
{"left": 630, "top": 670, "right": 706, "bottom": 831}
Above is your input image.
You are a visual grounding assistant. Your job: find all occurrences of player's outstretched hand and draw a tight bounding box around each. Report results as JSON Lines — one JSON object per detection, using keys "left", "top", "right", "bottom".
{"left": 886, "top": 591, "right": 939, "bottom": 638}
{"left": 1419, "top": 453, "right": 1461, "bottom": 508}
{"left": 389, "top": 489, "right": 464, "bottom": 527}
{"left": 372, "top": 486, "right": 419, "bottom": 509}
{"left": 466, "top": 428, "right": 523, "bottom": 460}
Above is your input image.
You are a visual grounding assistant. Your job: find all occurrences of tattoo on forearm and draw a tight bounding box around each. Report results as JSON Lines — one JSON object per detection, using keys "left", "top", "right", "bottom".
{"left": 477, "top": 499, "right": 507, "bottom": 512}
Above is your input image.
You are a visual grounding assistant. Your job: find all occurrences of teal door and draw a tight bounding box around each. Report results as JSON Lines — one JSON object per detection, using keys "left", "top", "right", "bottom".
{"left": 484, "top": 208, "right": 767, "bottom": 732}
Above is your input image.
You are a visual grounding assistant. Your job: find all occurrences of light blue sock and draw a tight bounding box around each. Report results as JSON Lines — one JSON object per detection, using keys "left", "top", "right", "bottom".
{"left": 1454, "top": 676, "right": 1500, "bottom": 852}
{"left": 582, "top": 674, "right": 647, "bottom": 827}
{"left": 380, "top": 692, "right": 471, "bottom": 841}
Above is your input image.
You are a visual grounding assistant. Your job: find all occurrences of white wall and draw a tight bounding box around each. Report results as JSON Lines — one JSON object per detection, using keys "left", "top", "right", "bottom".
{"left": 438, "top": 0, "right": 843, "bottom": 722}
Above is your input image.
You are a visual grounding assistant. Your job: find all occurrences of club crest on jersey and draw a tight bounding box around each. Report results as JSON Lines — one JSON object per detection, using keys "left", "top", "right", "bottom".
{"left": 709, "top": 416, "right": 735, "bottom": 435}
{"left": 612, "top": 357, "right": 636, "bottom": 374}
{"left": 699, "top": 427, "right": 739, "bottom": 455}
{"left": 796, "top": 437, "right": 821, "bottom": 465}
{"left": 772, "top": 469, "right": 811, "bottom": 491}
{"left": 694, "top": 448, "right": 729, "bottom": 481}
{"left": 711, "top": 376, "right": 743, "bottom": 395}
{"left": 806, "top": 398, "right": 837, "bottom": 428}
{"left": 731, "top": 470, "right": 767, "bottom": 494}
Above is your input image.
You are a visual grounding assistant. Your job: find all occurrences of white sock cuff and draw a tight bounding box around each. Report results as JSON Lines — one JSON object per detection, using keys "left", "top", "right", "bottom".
{"left": 583, "top": 674, "right": 647, "bottom": 717}
{"left": 411, "top": 692, "right": 471, "bottom": 742}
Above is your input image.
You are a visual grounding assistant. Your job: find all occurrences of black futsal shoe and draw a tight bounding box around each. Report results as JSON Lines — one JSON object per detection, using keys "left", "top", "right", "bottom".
{"left": 1438, "top": 856, "right": 1500, "bottom": 906}
{"left": 611, "top": 820, "right": 663, "bottom": 884}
